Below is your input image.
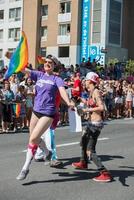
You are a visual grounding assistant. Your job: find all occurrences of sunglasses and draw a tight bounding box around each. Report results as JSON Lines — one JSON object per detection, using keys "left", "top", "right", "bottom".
{"left": 44, "top": 60, "right": 53, "bottom": 64}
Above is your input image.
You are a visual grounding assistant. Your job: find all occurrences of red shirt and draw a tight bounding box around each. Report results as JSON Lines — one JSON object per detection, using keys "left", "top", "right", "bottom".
{"left": 51, "top": 91, "right": 61, "bottom": 130}
{"left": 55, "top": 90, "right": 61, "bottom": 109}
{"left": 72, "top": 79, "right": 82, "bottom": 97}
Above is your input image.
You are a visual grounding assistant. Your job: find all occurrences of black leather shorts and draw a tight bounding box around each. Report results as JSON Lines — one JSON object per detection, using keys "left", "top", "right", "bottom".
{"left": 33, "top": 110, "right": 55, "bottom": 119}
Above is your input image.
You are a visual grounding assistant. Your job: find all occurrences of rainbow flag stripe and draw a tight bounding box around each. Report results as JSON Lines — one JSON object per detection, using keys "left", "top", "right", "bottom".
{"left": 37, "top": 55, "right": 46, "bottom": 64}
{"left": 5, "top": 31, "right": 28, "bottom": 79}
{"left": 13, "top": 103, "right": 21, "bottom": 118}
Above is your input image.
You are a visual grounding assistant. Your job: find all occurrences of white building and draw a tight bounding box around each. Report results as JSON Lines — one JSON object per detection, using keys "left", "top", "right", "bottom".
{"left": 0, "top": 0, "right": 23, "bottom": 68}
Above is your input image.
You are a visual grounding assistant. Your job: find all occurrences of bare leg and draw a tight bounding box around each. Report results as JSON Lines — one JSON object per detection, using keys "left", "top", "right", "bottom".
{"left": 16, "top": 115, "right": 53, "bottom": 180}
{"left": 29, "top": 116, "right": 53, "bottom": 144}
{"left": 29, "top": 112, "right": 39, "bottom": 136}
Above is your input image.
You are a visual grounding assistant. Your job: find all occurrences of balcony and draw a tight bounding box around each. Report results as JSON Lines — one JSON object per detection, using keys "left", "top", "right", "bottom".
{"left": 8, "top": 38, "right": 19, "bottom": 42}
{"left": 41, "top": 36, "right": 47, "bottom": 42}
{"left": 58, "top": 13, "right": 71, "bottom": 23}
{"left": 42, "top": 15, "right": 48, "bottom": 21}
{"left": 0, "top": 19, "right": 4, "bottom": 23}
{"left": 57, "top": 35, "right": 70, "bottom": 44}
{"left": 8, "top": 38, "right": 15, "bottom": 42}
{"left": 14, "top": 37, "right": 19, "bottom": 41}
{"left": 9, "top": 17, "right": 21, "bottom": 22}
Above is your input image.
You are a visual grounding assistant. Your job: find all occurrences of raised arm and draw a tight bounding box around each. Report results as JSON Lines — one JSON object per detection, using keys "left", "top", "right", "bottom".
{"left": 21, "top": 67, "right": 31, "bottom": 76}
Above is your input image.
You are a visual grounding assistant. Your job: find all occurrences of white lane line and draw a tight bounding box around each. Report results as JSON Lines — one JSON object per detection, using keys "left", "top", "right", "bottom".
{"left": 22, "top": 137, "right": 109, "bottom": 153}
{"left": 57, "top": 137, "right": 109, "bottom": 147}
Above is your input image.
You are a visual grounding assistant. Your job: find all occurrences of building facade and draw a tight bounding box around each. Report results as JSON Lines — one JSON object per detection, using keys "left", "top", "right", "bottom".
{"left": 0, "top": 0, "right": 23, "bottom": 68}
{"left": 23, "top": 0, "right": 82, "bottom": 67}
{"left": 0, "top": 0, "right": 134, "bottom": 68}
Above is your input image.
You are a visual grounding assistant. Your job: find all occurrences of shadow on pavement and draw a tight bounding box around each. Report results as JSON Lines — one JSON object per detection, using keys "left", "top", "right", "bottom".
{"left": 22, "top": 171, "right": 94, "bottom": 186}
{"left": 59, "top": 154, "right": 125, "bottom": 167}
{"left": 22, "top": 166, "right": 134, "bottom": 187}
{"left": 22, "top": 155, "right": 133, "bottom": 187}
{"left": 99, "top": 155, "right": 125, "bottom": 162}
{"left": 111, "top": 166, "right": 134, "bottom": 187}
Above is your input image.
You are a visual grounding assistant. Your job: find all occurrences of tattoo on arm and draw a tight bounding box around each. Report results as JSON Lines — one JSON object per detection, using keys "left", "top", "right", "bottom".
{"left": 95, "top": 92, "right": 104, "bottom": 106}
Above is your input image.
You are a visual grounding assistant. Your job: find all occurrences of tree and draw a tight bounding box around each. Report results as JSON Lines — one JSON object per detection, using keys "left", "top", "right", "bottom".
{"left": 107, "top": 58, "right": 119, "bottom": 66}
{"left": 126, "top": 59, "right": 134, "bottom": 75}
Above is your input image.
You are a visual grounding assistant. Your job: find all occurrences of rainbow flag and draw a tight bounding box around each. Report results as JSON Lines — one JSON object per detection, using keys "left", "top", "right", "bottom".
{"left": 13, "top": 103, "right": 21, "bottom": 118}
{"left": 4, "top": 31, "right": 28, "bottom": 79}
{"left": 37, "top": 55, "right": 46, "bottom": 64}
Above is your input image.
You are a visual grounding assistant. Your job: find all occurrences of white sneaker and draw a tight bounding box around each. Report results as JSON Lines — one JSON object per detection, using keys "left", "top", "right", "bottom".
{"left": 124, "top": 117, "right": 129, "bottom": 120}
{"left": 16, "top": 169, "right": 29, "bottom": 180}
{"left": 13, "top": 128, "right": 17, "bottom": 132}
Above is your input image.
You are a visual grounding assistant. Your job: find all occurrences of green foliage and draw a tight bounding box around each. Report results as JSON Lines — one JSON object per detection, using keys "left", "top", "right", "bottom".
{"left": 126, "top": 59, "right": 134, "bottom": 75}
{"left": 107, "top": 58, "right": 119, "bottom": 65}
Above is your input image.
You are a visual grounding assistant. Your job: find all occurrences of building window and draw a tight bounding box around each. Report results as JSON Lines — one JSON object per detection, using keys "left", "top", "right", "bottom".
{"left": 41, "top": 26, "right": 47, "bottom": 37}
{"left": 8, "top": 48, "right": 15, "bottom": 56}
{"left": 58, "top": 46, "right": 69, "bottom": 57}
{"left": 40, "top": 48, "right": 47, "bottom": 57}
{"left": 42, "top": 5, "right": 48, "bottom": 16}
{"left": 59, "top": 1, "right": 71, "bottom": 13}
{"left": 0, "top": 49, "right": 3, "bottom": 59}
{"left": 59, "top": 24, "right": 70, "bottom": 35}
{"left": 0, "top": 29, "right": 3, "bottom": 39}
{"left": 8, "top": 29, "right": 14, "bottom": 39}
{"left": 9, "top": 7, "right": 21, "bottom": 21}
{"left": 0, "top": 0, "right": 5, "bottom": 4}
{"left": 92, "top": 0, "right": 101, "bottom": 43}
{"left": 8, "top": 28, "right": 20, "bottom": 41}
{"left": 0, "top": 10, "right": 4, "bottom": 20}
{"left": 109, "top": 0, "right": 122, "bottom": 45}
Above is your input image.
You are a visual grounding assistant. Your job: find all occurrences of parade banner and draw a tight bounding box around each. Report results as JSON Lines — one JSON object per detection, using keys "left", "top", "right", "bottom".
{"left": 81, "top": 0, "right": 90, "bottom": 61}
{"left": 68, "top": 108, "right": 82, "bottom": 132}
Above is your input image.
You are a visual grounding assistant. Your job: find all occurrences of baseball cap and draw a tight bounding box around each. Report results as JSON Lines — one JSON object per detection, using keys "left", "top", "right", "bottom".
{"left": 85, "top": 72, "right": 99, "bottom": 84}
{"left": 46, "top": 55, "right": 61, "bottom": 66}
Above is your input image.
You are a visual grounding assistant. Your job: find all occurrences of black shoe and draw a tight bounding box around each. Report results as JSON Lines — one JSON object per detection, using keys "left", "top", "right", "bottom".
{"left": 50, "top": 160, "right": 63, "bottom": 168}
{"left": 34, "top": 158, "right": 45, "bottom": 162}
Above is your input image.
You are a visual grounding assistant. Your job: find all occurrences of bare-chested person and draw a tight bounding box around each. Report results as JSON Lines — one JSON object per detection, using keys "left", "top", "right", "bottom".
{"left": 72, "top": 72, "right": 112, "bottom": 182}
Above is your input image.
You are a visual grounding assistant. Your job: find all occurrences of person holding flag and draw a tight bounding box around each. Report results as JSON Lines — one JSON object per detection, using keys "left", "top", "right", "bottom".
{"left": 16, "top": 54, "right": 74, "bottom": 180}
{"left": 4, "top": 32, "right": 74, "bottom": 180}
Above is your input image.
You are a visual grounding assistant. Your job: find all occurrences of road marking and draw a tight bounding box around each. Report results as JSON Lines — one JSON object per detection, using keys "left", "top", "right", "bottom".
{"left": 22, "top": 137, "right": 109, "bottom": 152}
{"left": 56, "top": 142, "right": 79, "bottom": 147}
{"left": 57, "top": 137, "right": 109, "bottom": 147}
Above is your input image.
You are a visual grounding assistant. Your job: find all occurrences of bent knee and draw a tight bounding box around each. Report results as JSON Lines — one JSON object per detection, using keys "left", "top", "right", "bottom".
{"left": 29, "top": 135, "right": 40, "bottom": 145}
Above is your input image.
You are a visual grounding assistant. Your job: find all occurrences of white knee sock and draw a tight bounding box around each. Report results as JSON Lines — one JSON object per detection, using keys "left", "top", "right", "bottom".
{"left": 22, "top": 144, "right": 38, "bottom": 171}
{"left": 39, "top": 138, "right": 49, "bottom": 156}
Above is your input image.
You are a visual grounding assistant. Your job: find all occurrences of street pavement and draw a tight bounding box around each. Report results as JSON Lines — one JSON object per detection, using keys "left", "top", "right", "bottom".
{"left": 0, "top": 118, "right": 134, "bottom": 200}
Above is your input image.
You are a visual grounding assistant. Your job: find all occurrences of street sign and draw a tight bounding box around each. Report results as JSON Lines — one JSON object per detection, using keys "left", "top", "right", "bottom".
{"left": 89, "top": 45, "right": 106, "bottom": 64}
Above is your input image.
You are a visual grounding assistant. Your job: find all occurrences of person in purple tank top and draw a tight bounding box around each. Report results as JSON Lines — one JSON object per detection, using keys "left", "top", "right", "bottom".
{"left": 16, "top": 55, "right": 74, "bottom": 180}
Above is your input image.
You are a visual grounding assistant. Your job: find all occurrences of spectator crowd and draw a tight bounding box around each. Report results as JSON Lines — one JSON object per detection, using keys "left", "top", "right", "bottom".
{"left": 0, "top": 58, "right": 134, "bottom": 134}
